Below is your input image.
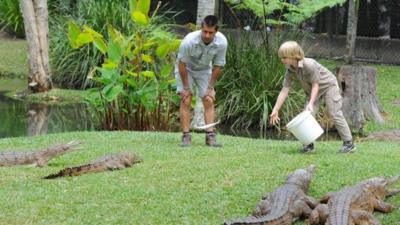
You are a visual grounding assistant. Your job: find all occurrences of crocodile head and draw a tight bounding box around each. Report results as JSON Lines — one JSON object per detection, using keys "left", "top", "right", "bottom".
{"left": 285, "top": 164, "right": 316, "bottom": 192}
{"left": 120, "top": 152, "right": 143, "bottom": 166}
{"left": 362, "top": 175, "right": 400, "bottom": 199}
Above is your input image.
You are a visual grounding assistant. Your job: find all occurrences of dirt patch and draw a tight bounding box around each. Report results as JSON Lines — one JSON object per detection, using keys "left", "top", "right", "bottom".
{"left": 361, "top": 129, "right": 400, "bottom": 142}
{"left": 392, "top": 99, "right": 400, "bottom": 106}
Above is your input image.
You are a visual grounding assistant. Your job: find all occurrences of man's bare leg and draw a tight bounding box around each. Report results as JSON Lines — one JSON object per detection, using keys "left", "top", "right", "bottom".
{"left": 179, "top": 93, "right": 192, "bottom": 147}
{"left": 202, "top": 94, "right": 221, "bottom": 147}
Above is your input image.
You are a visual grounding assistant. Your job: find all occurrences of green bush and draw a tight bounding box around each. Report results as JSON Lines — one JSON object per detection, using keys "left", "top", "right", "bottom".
{"left": 68, "top": 0, "right": 180, "bottom": 131}
{"left": 0, "top": 0, "right": 24, "bottom": 38}
{"left": 0, "top": 0, "right": 71, "bottom": 38}
{"left": 50, "top": 0, "right": 134, "bottom": 89}
{"left": 217, "top": 31, "right": 305, "bottom": 132}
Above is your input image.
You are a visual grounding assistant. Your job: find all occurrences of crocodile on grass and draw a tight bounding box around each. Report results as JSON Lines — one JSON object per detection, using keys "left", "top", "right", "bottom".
{"left": 224, "top": 165, "right": 318, "bottom": 225}
{"left": 308, "top": 175, "right": 400, "bottom": 225}
{"left": 0, "top": 140, "right": 81, "bottom": 167}
{"left": 44, "top": 152, "right": 142, "bottom": 179}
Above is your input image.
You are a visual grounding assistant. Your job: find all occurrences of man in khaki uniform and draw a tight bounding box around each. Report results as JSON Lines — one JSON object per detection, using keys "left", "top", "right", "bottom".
{"left": 270, "top": 41, "right": 356, "bottom": 153}
{"left": 175, "top": 15, "right": 228, "bottom": 147}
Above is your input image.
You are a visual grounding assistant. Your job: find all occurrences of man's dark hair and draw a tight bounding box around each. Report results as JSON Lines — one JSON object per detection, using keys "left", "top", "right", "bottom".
{"left": 201, "top": 15, "right": 219, "bottom": 30}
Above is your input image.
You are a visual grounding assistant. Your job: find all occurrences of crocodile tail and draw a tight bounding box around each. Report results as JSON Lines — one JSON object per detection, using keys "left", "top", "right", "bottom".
{"left": 43, "top": 163, "right": 98, "bottom": 179}
{"left": 39, "top": 140, "right": 82, "bottom": 160}
{"left": 43, "top": 169, "right": 66, "bottom": 179}
{"left": 224, "top": 213, "right": 291, "bottom": 225}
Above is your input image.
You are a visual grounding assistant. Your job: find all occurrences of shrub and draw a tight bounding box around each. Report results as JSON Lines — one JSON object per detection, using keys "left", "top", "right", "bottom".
{"left": 217, "top": 31, "right": 305, "bottom": 132}
{"left": 68, "top": 0, "right": 180, "bottom": 131}
{"left": 50, "top": 0, "right": 134, "bottom": 89}
{"left": 0, "top": 0, "right": 24, "bottom": 38}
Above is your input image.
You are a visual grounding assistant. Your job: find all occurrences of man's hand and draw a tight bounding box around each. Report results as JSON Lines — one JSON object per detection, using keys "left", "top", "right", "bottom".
{"left": 180, "top": 89, "right": 192, "bottom": 102}
{"left": 205, "top": 88, "right": 215, "bottom": 101}
{"left": 269, "top": 110, "right": 280, "bottom": 125}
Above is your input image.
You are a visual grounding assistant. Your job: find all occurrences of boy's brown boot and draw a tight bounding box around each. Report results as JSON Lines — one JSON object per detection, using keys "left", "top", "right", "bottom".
{"left": 205, "top": 132, "right": 222, "bottom": 147}
{"left": 179, "top": 132, "right": 192, "bottom": 147}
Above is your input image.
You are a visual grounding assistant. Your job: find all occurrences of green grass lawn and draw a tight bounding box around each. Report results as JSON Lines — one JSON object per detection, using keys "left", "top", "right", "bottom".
{"left": 1, "top": 37, "right": 400, "bottom": 224}
{"left": 0, "top": 131, "right": 399, "bottom": 225}
{"left": 0, "top": 36, "right": 27, "bottom": 77}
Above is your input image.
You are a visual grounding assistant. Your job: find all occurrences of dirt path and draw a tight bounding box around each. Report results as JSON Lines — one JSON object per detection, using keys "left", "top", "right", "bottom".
{"left": 362, "top": 129, "right": 400, "bottom": 142}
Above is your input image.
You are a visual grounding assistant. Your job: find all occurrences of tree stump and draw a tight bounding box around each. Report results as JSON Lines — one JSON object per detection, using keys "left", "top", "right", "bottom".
{"left": 336, "top": 65, "right": 384, "bottom": 132}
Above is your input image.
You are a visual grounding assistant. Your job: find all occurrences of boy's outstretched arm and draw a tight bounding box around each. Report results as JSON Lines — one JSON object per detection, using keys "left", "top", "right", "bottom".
{"left": 305, "top": 82, "right": 319, "bottom": 112}
{"left": 270, "top": 87, "right": 290, "bottom": 125}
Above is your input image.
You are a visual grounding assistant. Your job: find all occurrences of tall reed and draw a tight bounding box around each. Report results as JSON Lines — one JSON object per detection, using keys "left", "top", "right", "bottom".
{"left": 217, "top": 31, "right": 304, "bottom": 132}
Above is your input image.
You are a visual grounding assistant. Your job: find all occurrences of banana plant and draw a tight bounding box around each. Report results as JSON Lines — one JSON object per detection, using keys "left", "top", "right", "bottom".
{"left": 67, "top": 0, "right": 181, "bottom": 130}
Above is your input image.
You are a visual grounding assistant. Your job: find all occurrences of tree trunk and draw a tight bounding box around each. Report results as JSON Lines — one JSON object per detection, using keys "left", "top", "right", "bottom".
{"left": 27, "top": 103, "right": 50, "bottom": 136}
{"left": 336, "top": 65, "right": 384, "bottom": 133}
{"left": 196, "top": 0, "right": 217, "bottom": 25}
{"left": 345, "top": 0, "right": 359, "bottom": 64}
{"left": 20, "top": 0, "right": 52, "bottom": 92}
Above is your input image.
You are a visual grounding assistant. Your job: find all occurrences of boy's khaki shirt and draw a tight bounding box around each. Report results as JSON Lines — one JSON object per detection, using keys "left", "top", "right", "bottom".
{"left": 283, "top": 58, "right": 339, "bottom": 99}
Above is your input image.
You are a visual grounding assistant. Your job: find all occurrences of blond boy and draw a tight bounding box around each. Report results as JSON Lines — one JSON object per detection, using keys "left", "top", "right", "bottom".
{"left": 270, "top": 41, "right": 356, "bottom": 153}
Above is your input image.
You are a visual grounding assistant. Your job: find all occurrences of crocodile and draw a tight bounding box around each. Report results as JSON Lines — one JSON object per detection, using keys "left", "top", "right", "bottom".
{"left": 308, "top": 175, "right": 400, "bottom": 225}
{"left": 224, "top": 165, "right": 318, "bottom": 225}
{"left": 0, "top": 140, "right": 81, "bottom": 167}
{"left": 44, "top": 152, "right": 142, "bottom": 179}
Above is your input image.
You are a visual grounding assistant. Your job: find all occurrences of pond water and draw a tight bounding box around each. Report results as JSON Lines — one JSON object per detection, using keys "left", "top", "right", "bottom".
{"left": 0, "top": 92, "right": 97, "bottom": 138}
{"left": 0, "top": 91, "right": 340, "bottom": 141}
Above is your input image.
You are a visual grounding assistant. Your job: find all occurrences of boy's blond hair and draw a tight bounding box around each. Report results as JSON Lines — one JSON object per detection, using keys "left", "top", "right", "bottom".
{"left": 278, "top": 41, "right": 304, "bottom": 60}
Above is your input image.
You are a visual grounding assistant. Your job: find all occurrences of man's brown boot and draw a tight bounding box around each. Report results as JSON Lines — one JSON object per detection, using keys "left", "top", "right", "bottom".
{"left": 179, "top": 132, "right": 192, "bottom": 147}
{"left": 205, "top": 132, "right": 222, "bottom": 147}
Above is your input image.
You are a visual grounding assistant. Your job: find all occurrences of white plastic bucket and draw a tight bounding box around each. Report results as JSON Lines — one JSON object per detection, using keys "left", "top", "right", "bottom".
{"left": 286, "top": 111, "right": 324, "bottom": 145}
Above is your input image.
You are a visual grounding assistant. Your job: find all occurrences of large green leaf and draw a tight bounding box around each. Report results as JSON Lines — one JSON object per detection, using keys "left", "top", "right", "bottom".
{"left": 160, "top": 65, "right": 173, "bottom": 78}
{"left": 137, "top": 0, "right": 150, "bottom": 15}
{"left": 141, "top": 71, "right": 155, "bottom": 79}
{"left": 107, "top": 40, "right": 123, "bottom": 63}
{"left": 140, "top": 84, "right": 158, "bottom": 111}
{"left": 76, "top": 32, "right": 94, "bottom": 46}
{"left": 156, "top": 43, "right": 169, "bottom": 58}
{"left": 131, "top": 11, "right": 148, "bottom": 26}
{"left": 93, "top": 37, "right": 107, "bottom": 54}
{"left": 141, "top": 54, "right": 153, "bottom": 63}
{"left": 102, "top": 59, "right": 118, "bottom": 69}
{"left": 83, "top": 25, "right": 103, "bottom": 38}
{"left": 128, "top": 0, "right": 137, "bottom": 13}
{"left": 68, "top": 21, "right": 80, "bottom": 48}
{"left": 103, "top": 84, "right": 124, "bottom": 102}
{"left": 96, "top": 67, "right": 118, "bottom": 83}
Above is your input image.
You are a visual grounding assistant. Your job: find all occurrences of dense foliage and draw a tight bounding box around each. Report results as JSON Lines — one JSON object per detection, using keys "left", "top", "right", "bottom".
{"left": 49, "top": 0, "right": 136, "bottom": 88}
{"left": 68, "top": 0, "right": 180, "bottom": 131}
{"left": 217, "top": 31, "right": 305, "bottom": 132}
{"left": 226, "top": 0, "right": 347, "bottom": 26}
{"left": 0, "top": 0, "right": 24, "bottom": 37}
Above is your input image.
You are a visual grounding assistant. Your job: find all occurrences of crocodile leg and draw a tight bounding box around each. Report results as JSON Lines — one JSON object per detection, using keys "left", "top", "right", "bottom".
{"left": 350, "top": 210, "right": 380, "bottom": 225}
{"left": 307, "top": 204, "right": 328, "bottom": 225}
{"left": 319, "top": 192, "right": 334, "bottom": 204}
{"left": 290, "top": 199, "right": 313, "bottom": 218}
{"left": 372, "top": 198, "right": 395, "bottom": 213}
{"left": 252, "top": 199, "right": 271, "bottom": 217}
{"left": 387, "top": 175, "right": 400, "bottom": 185}
{"left": 387, "top": 189, "right": 400, "bottom": 197}
{"left": 305, "top": 195, "right": 319, "bottom": 208}
{"left": 36, "top": 158, "right": 47, "bottom": 167}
